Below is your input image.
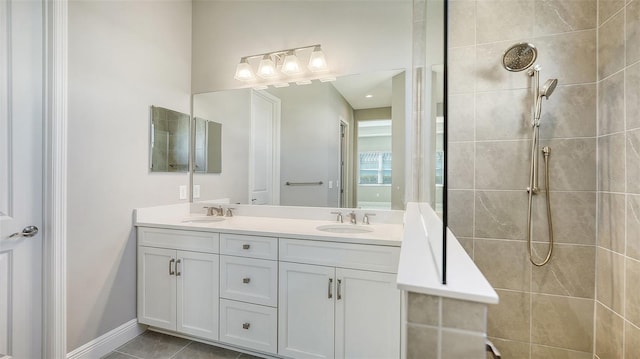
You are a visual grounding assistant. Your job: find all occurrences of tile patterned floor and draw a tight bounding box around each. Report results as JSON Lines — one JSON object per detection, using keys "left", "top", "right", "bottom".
{"left": 102, "top": 331, "right": 263, "bottom": 359}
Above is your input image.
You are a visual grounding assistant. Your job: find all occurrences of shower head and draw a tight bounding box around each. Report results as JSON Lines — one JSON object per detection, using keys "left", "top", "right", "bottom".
{"left": 540, "top": 78, "right": 558, "bottom": 98}
{"left": 502, "top": 43, "right": 537, "bottom": 72}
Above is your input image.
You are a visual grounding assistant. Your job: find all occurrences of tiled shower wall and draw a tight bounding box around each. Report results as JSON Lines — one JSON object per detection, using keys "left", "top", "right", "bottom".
{"left": 594, "top": 0, "right": 640, "bottom": 357}
{"left": 448, "top": 0, "right": 599, "bottom": 357}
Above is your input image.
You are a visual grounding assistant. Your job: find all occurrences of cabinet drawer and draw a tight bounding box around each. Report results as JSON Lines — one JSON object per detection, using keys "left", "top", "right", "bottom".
{"left": 138, "top": 227, "right": 219, "bottom": 253}
{"left": 219, "top": 299, "right": 277, "bottom": 355}
{"left": 220, "top": 256, "right": 278, "bottom": 307}
{"left": 220, "top": 233, "right": 277, "bottom": 260}
{"left": 279, "top": 238, "right": 400, "bottom": 273}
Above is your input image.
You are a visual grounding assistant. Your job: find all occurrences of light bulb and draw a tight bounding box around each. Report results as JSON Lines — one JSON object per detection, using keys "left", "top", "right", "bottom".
{"left": 281, "top": 51, "right": 302, "bottom": 75}
{"left": 234, "top": 58, "right": 255, "bottom": 81}
{"left": 308, "top": 46, "right": 328, "bottom": 72}
{"left": 258, "top": 55, "right": 277, "bottom": 79}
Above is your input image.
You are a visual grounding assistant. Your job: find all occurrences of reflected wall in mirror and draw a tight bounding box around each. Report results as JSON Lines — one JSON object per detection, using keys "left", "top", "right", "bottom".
{"left": 150, "top": 106, "right": 190, "bottom": 172}
{"left": 193, "top": 70, "right": 408, "bottom": 209}
{"left": 194, "top": 117, "right": 222, "bottom": 174}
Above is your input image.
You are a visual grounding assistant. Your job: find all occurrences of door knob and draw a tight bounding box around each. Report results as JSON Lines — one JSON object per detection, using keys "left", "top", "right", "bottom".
{"left": 9, "top": 225, "right": 39, "bottom": 238}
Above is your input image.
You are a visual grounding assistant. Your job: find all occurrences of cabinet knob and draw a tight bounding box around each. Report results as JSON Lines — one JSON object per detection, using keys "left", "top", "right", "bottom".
{"left": 243, "top": 277, "right": 251, "bottom": 284}
{"left": 242, "top": 322, "right": 251, "bottom": 330}
{"left": 242, "top": 244, "right": 251, "bottom": 250}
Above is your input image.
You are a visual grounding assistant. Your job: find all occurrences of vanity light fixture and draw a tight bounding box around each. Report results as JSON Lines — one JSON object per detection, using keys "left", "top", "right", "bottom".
{"left": 233, "top": 44, "right": 331, "bottom": 88}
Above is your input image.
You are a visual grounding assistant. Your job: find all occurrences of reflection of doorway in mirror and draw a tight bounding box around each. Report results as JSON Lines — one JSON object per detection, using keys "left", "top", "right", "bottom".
{"left": 249, "top": 90, "right": 281, "bottom": 205}
{"left": 356, "top": 119, "right": 392, "bottom": 209}
{"left": 339, "top": 119, "right": 350, "bottom": 208}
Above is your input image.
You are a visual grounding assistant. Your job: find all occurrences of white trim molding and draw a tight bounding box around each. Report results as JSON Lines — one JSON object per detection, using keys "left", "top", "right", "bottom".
{"left": 43, "top": 0, "right": 68, "bottom": 358}
{"left": 66, "top": 320, "right": 146, "bottom": 359}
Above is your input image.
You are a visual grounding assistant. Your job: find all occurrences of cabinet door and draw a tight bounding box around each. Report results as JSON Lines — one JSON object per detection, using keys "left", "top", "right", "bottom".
{"left": 176, "top": 251, "right": 219, "bottom": 340}
{"left": 335, "top": 269, "right": 401, "bottom": 359}
{"left": 138, "top": 247, "right": 176, "bottom": 331}
{"left": 279, "top": 262, "right": 335, "bottom": 359}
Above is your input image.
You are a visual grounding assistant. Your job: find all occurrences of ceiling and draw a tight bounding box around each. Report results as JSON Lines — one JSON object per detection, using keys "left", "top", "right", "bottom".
{"left": 331, "top": 69, "right": 405, "bottom": 110}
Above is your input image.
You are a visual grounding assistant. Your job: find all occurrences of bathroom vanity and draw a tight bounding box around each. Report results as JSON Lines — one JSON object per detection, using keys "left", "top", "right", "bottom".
{"left": 135, "top": 204, "right": 403, "bottom": 359}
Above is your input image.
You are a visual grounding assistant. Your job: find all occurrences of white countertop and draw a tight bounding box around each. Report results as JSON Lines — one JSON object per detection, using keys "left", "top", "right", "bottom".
{"left": 397, "top": 202, "right": 499, "bottom": 304}
{"left": 135, "top": 203, "right": 403, "bottom": 247}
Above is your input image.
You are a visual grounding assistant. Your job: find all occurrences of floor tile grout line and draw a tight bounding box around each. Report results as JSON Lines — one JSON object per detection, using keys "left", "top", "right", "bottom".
{"left": 168, "top": 340, "right": 193, "bottom": 359}
{"left": 112, "top": 350, "right": 146, "bottom": 359}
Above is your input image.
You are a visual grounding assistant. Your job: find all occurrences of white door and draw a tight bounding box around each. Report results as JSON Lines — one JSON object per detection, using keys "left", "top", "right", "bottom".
{"left": 278, "top": 262, "right": 335, "bottom": 359}
{"left": 137, "top": 247, "right": 176, "bottom": 331}
{"left": 249, "top": 91, "right": 280, "bottom": 205}
{"left": 176, "top": 251, "right": 219, "bottom": 340}
{"left": 0, "top": 0, "right": 43, "bottom": 357}
{"left": 335, "top": 269, "right": 401, "bottom": 359}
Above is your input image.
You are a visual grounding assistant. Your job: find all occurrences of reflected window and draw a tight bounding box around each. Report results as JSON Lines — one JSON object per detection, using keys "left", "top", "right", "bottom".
{"left": 358, "top": 151, "right": 392, "bottom": 185}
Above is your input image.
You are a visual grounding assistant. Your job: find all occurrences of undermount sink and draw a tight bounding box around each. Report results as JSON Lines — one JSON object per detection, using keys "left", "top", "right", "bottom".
{"left": 316, "top": 224, "right": 374, "bottom": 234}
{"left": 181, "top": 216, "right": 226, "bottom": 223}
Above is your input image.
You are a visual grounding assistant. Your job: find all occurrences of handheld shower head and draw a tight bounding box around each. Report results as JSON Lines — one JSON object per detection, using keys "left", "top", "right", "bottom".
{"left": 502, "top": 43, "right": 537, "bottom": 72}
{"left": 540, "top": 78, "right": 558, "bottom": 98}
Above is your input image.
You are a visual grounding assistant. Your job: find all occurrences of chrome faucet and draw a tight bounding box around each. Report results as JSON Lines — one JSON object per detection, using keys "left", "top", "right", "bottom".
{"left": 331, "top": 211, "right": 343, "bottom": 223}
{"left": 348, "top": 211, "right": 357, "bottom": 224}
{"left": 203, "top": 205, "right": 224, "bottom": 216}
{"left": 362, "top": 213, "right": 376, "bottom": 225}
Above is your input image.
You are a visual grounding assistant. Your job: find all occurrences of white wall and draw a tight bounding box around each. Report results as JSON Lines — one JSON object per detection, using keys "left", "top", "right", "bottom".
{"left": 191, "top": 0, "right": 412, "bottom": 93}
{"left": 67, "top": 0, "right": 192, "bottom": 351}
{"left": 193, "top": 89, "right": 251, "bottom": 204}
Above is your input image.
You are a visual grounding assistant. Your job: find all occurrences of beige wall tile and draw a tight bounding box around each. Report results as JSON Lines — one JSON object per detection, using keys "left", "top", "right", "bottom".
{"left": 488, "top": 290, "right": 530, "bottom": 342}
{"left": 475, "top": 190, "right": 528, "bottom": 240}
{"left": 475, "top": 140, "right": 531, "bottom": 190}
{"left": 534, "top": 0, "right": 596, "bottom": 36}
{"left": 442, "top": 298, "right": 487, "bottom": 332}
{"left": 597, "top": 192, "right": 626, "bottom": 254}
{"left": 448, "top": 94, "right": 475, "bottom": 141}
{"left": 626, "top": 62, "right": 640, "bottom": 131}
{"left": 406, "top": 324, "right": 438, "bottom": 359}
{"left": 448, "top": 142, "right": 474, "bottom": 190}
{"left": 627, "top": 0, "right": 640, "bottom": 64}
{"left": 598, "top": 134, "right": 626, "bottom": 193}
{"left": 449, "top": 46, "right": 476, "bottom": 95}
{"left": 627, "top": 129, "right": 640, "bottom": 194}
{"left": 531, "top": 345, "right": 593, "bottom": 359}
{"left": 532, "top": 192, "right": 596, "bottom": 245}
{"left": 531, "top": 294, "right": 593, "bottom": 352}
{"left": 598, "top": 71, "right": 625, "bottom": 136}
{"left": 625, "top": 321, "right": 640, "bottom": 359}
{"left": 475, "top": 238, "right": 531, "bottom": 291}
{"left": 407, "top": 292, "right": 440, "bottom": 326}
{"left": 596, "top": 247, "right": 625, "bottom": 314}
{"left": 458, "top": 237, "right": 474, "bottom": 258}
{"left": 599, "top": 0, "right": 625, "bottom": 24}
{"left": 448, "top": 190, "right": 474, "bottom": 238}
{"left": 449, "top": 0, "right": 476, "bottom": 48}
{"left": 539, "top": 84, "right": 597, "bottom": 139}
{"left": 598, "top": 11, "right": 625, "bottom": 79}
{"left": 476, "top": 0, "right": 534, "bottom": 44}
{"left": 488, "top": 337, "right": 530, "bottom": 359}
{"left": 532, "top": 244, "right": 595, "bottom": 298}
{"left": 595, "top": 303, "right": 623, "bottom": 359}
{"left": 539, "top": 138, "right": 597, "bottom": 192}
{"left": 536, "top": 30, "right": 597, "bottom": 86}
{"left": 628, "top": 195, "right": 640, "bottom": 261}
{"left": 475, "top": 89, "right": 531, "bottom": 141}
{"left": 626, "top": 258, "right": 640, "bottom": 327}
{"left": 441, "top": 329, "right": 486, "bottom": 359}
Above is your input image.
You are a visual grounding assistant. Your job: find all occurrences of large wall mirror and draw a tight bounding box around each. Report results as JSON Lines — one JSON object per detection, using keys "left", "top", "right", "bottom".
{"left": 188, "top": 0, "right": 446, "bottom": 279}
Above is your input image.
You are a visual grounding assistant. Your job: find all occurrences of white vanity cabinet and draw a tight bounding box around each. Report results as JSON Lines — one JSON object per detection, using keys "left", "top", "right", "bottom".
{"left": 278, "top": 238, "right": 401, "bottom": 359}
{"left": 137, "top": 228, "right": 220, "bottom": 341}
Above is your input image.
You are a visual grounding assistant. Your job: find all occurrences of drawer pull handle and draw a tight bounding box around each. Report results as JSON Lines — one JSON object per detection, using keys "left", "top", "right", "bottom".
{"left": 169, "top": 258, "right": 175, "bottom": 275}
{"left": 243, "top": 277, "right": 251, "bottom": 284}
{"left": 328, "top": 278, "right": 333, "bottom": 299}
{"left": 175, "top": 259, "right": 181, "bottom": 276}
{"left": 337, "top": 279, "right": 342, "bottom": 300}
{"left": 242, "top": 244, "right": 251, "bottom": 250}
{"left": 242, "top": 322, "right": 250, "bottom": 330}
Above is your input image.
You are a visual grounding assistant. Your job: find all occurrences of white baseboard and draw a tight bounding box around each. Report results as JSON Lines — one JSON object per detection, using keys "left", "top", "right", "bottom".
{"left": 67, "top": 319, "right": 147, "bottom": 359}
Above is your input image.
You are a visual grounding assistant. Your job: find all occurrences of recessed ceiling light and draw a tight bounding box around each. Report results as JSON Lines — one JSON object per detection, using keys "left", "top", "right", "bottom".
{"left": 365, "top": 94, "right": 373, "bottom": 98}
